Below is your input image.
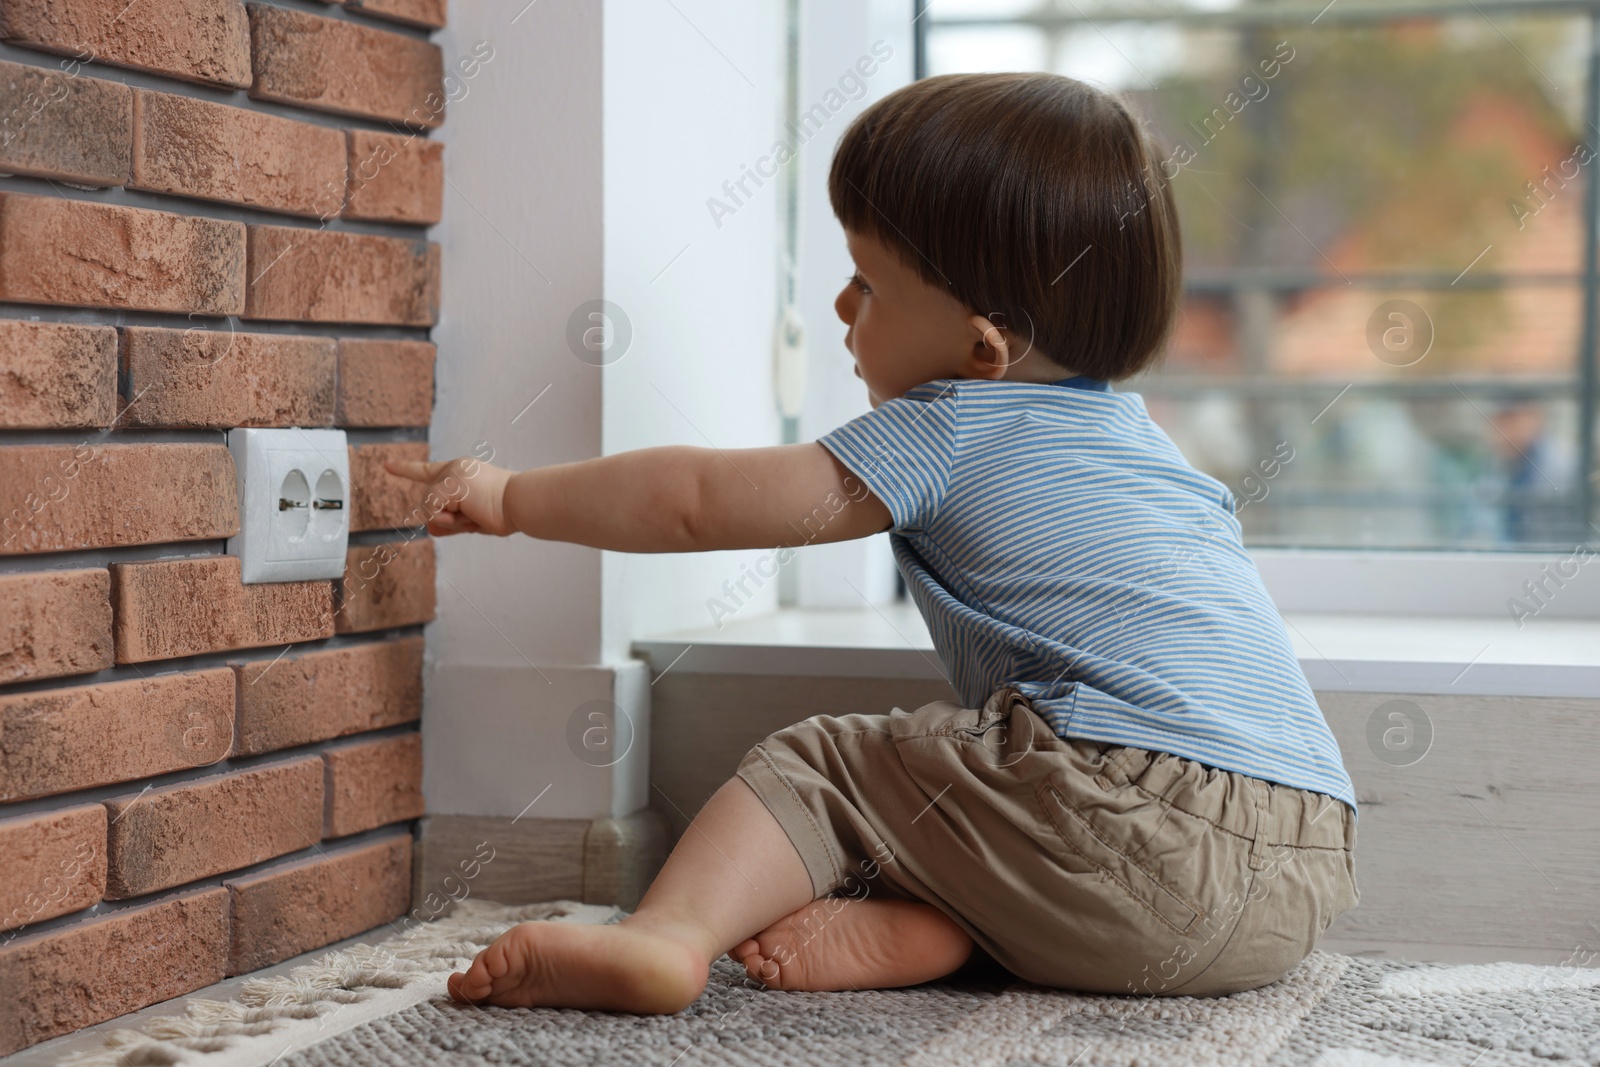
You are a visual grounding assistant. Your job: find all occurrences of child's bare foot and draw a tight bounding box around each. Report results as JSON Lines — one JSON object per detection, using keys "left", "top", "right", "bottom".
{"left": 447, "top": 919, "right": 710, "bottom": 1014}
{"left": 734, "top": 897, "right": 973, "bottom": 992}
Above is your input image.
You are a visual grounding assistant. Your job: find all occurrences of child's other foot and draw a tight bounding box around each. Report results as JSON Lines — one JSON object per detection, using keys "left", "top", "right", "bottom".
{"left": 447, "top": 920, "right": 709, "bottom": 1014}
{"left": 734, "top": 897, "right": 973, "bottom": 992}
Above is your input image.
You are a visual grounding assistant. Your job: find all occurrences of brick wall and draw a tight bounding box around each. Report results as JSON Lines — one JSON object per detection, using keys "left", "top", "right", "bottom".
{"left": 0, "top": 0, "right": 447, "bottom": 1053}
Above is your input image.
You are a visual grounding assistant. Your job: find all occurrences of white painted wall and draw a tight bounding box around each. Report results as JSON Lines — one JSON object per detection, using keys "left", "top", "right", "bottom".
{"left": 430, "top": 4, "right": 605, "bottom": 673}
{"left": 424, "top": 661, "right": 650, "bottom": 821}
{"left": 794, "top": 0, "right": 914, "bottom": 608}
{"left": 427, "top": 1, "right": 915, "bottom": 822}
{"left": 425, "top": 3, "right": 615, "bottom": 820}
{"left": 599, "top": 0, "right": 788, "bottom": 660}
{"left": 427, "top": 0, "right": 810, "bottom": 821}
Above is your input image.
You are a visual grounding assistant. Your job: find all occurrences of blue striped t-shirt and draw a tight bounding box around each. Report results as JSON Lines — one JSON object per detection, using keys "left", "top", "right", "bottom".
{"left": 818, "top": 377, "right": 1357, "bottom": 813}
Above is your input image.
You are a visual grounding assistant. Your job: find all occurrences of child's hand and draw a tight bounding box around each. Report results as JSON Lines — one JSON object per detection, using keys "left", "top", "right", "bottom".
{"left": 384, "top": 457, "right": 516, "bottom": 537}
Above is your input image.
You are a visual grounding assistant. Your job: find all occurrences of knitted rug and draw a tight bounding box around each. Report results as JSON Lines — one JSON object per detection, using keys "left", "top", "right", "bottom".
{"left": 64, "top": 900, "right": 1600, "bottom": 1067}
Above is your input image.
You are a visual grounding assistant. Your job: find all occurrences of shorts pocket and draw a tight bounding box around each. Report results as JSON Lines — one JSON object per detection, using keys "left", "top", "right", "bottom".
{"left": 1036, "top": 774, "right": 1204, "bottom": 936}
{"left": 1345, "top": 847, "right": 1360, "bottom": 907}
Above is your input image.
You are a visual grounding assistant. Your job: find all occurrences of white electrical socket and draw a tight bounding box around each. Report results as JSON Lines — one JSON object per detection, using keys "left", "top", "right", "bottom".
{"left": 227, "top": 428, "right": 350, "bottom": 583}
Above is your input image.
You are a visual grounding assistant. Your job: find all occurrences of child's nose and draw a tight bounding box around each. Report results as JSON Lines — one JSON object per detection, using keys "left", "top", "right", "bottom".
{"left": 834, "top": 286, "right": 856, "bottom": 325}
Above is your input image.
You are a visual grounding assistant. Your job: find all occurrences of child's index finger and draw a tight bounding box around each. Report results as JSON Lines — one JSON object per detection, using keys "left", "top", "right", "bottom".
{"left": 385, "top": 458, "right": 448, "bottom": 482}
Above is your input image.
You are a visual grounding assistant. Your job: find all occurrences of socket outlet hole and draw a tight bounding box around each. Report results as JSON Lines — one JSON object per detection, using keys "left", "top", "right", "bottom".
{"left": 278, "top": 469, "right": 311, "bottom": 538}
{"left": 312, "top": 469, "right": 344, "bottom": 537}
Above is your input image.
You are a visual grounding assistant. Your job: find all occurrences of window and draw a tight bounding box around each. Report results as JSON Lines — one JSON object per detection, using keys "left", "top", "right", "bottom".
{"left": 924, "top": 0, "right": 1599, "bottom": 552}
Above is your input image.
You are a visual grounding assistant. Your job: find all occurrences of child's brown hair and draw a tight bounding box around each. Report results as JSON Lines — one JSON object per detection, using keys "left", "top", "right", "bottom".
{"left": 829, "top": 72, "right": 1181, "bottom": 380}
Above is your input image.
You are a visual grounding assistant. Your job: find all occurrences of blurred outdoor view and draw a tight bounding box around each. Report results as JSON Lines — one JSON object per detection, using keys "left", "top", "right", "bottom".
{"left": 926, "top": 0, "right": 1599, "bottom": 550}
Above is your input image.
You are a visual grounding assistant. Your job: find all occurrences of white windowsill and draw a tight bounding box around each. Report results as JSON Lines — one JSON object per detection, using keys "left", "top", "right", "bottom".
{"left": 632, "top": 604, "right": 1600, "bottom": 698}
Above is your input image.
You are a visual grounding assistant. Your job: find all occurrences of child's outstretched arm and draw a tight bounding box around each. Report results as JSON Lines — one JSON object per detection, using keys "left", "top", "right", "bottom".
{"left": 392, "top": 447, "right": 970, "bottom": 1015}
{"left": 385, "top": 443, "right": 891, "bottom": 554}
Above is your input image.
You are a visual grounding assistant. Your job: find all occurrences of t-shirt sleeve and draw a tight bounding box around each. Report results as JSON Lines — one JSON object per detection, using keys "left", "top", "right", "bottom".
{"left": 817, "top": 380, "right": 959, "bottom": 531}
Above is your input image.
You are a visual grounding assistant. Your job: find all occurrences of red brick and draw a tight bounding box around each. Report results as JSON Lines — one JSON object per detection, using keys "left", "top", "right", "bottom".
{"left": 0, "top": 887, "right": 228, "bottom": 1055}
{"left": 0, "top": 59, "right": 130, "bottom": 185}
{"left": 131, "top": 89, "right": 346, "bottom": 218}
{"left": 248, "top": 4, "right": 443, "bottom": 128}
{"left": 111, "top": 556, "right": 334, "bottom": 663}
{"left": 0, "top": 319, "right": 117, "bottom": 429}
{"left": 234, "top": 637, "right": 422, "bottom": 756}
{"left": 244, "top": 226, "right": 439, "bottom": 326}
{"left": 349, "top": 442, "right": 430, "bottom": 532}
{"left": 0, "top": 569, "right": 111, "bottom": 683}
{"left": 343, "top": 130, "right": 442, "bottom": 224}
{"left": 120, "top": 326, "right": 335, "bottom": 429}
{"left": 0, "top": 444, "right": 237, "bottom": 556}
{"left": 225, "top": 834, "right": 410, "bottom": 973}
{"left": 104, "top": 757, "right": 324, "bottom": 899}
{"left": 0, "top": 0, "right": 251, "bottom": 89}
{"left": 0, "top": 669, "right": 233, "bottom": 801}
{"left": 335, "top": 338, "right": 434, "bottom": 427}
{"left": 323, "top": 732, "right": 422, "bottom": 837}
{"left": 0, "top": 806, "right": 106, "bottom": 934}
{"left": 336, "top": 537, "right": 435, "bottom": 633}
{"left": 343, "top": 0, "right": 445, "bottom": 29}
{"left": 0, "top": 193, "right": 245, "bottom": 315}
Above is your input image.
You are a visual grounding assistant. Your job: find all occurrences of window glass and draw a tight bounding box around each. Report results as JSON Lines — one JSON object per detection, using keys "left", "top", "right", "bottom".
{"left": 927, "top": 2, "right": 1596, "bottom": 550}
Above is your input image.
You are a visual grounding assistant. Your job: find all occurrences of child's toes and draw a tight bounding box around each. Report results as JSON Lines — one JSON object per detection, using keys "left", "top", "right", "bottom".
{"left": 478, "top": 940, "right": 512, "bottom": 981}
{"left": 449, "top": 950, "right": 502, "bottom": 999}
{"left": 447, "top": 970, "right": 488, "bottom": 1002}
{"left": 735, "top": 942, "right": 781, "bottom": 985}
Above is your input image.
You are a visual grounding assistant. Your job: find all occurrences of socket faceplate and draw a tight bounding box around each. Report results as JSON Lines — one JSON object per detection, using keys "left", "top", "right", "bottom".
{"left": 227, "top": 428, "right": 350, "bottom": 583}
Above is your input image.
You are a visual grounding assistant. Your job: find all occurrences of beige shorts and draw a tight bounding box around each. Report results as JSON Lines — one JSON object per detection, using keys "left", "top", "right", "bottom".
{"left": 735, "top": 685, "right": 1359, "bottom": 997}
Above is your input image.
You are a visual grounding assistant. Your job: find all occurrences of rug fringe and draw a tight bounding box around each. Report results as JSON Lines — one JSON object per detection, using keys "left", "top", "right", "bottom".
{"left": 59, "top": 900, "right": 622, "bottom": 1067}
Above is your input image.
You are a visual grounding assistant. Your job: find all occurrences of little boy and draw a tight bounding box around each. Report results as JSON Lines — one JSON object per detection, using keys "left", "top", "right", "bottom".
{"left": 392, "top": 71, "right": 1358, "bottom": 1014}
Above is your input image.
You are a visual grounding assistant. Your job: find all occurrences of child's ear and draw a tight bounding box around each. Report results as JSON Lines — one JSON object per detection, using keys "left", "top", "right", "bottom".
{"left": 965, "top": 313, "right": 1011, "bottom": 380}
